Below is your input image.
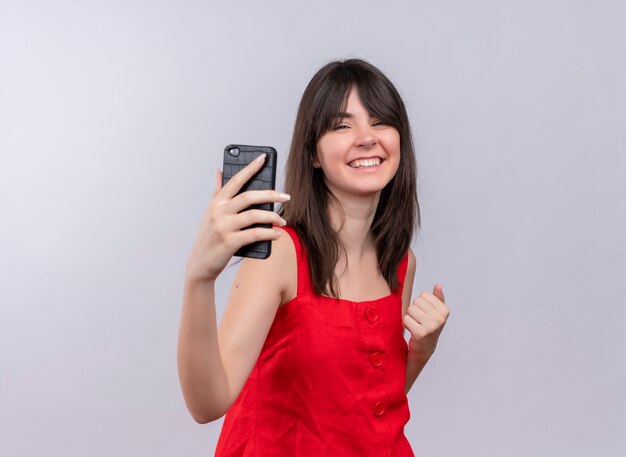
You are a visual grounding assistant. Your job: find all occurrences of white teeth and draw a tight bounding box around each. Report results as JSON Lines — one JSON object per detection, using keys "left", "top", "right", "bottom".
{"left": 349, "top": 158, "right": 381, "bottom": 168}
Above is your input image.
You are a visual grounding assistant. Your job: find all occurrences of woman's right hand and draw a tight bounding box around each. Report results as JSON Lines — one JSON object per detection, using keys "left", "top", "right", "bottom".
{"left": 185, "top": 153, "right": 290, "bottom": 282}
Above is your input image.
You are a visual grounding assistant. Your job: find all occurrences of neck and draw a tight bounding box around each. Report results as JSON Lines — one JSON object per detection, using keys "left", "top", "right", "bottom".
{"left": 327, "top": 190, "right": 381, "bottom": 259}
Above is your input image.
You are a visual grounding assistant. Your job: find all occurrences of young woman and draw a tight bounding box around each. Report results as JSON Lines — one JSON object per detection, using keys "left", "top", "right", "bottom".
{"left": 178, "top": 58, "right": 450, "bottom": 456}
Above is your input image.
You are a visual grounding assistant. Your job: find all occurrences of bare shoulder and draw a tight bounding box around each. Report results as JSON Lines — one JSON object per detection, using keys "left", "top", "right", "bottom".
{"left": 231, "top": 227, "right": 297, "bottom": 306}
{"left": 267, "top": 227, "right": 297, "bottom": 305}
{"left": 402, "top": 248, "right": 417, "bottom": 314}
{"left": 406, "top": 248, "right": 416, "bottom": 278}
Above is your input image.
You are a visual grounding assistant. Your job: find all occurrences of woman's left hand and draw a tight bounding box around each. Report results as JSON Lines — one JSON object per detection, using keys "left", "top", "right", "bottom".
{"left": 403, "top": 284, "right": 450, "bottom": 362}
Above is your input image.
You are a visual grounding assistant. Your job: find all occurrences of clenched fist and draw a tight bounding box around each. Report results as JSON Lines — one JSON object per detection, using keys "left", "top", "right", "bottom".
{"left": 403, "top": 284, "right": 449, "bottom": 362}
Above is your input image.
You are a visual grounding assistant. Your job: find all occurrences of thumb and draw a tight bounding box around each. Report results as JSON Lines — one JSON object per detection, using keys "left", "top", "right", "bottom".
{"left": 433, "top": 283, "right": 445, "bottom": 303}
{"left": 213, "top": 168, "right": 223, "bottom": 196}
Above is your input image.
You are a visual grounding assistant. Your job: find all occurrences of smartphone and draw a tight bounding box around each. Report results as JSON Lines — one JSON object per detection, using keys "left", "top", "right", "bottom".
{"left": 222, "top": 144, "right": 278, "bottom": 259}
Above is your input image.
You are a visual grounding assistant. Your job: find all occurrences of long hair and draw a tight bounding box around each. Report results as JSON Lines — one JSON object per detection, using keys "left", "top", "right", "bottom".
{"left": 279, "top": 58, "right": 420, "bottom": 298}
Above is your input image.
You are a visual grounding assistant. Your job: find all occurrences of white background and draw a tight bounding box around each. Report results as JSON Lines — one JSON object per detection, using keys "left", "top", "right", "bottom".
{"left": 1, "top": 1, "right": 625, "bottom": 456}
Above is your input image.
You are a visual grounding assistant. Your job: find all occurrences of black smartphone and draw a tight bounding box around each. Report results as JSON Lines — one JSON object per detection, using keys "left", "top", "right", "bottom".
{"left": 222, "top": 144, "right": 278, "bottom": 259}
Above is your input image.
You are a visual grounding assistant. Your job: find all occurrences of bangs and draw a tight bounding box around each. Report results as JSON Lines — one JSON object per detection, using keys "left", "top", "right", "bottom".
{"left": 307, "top": 61, "right": 405, "bottom": 144}
{"left": 309, "top": 74, "right": 352, "bottom": 141}
{"left": 355, "top": 81, "right": 403, "bottom": 131}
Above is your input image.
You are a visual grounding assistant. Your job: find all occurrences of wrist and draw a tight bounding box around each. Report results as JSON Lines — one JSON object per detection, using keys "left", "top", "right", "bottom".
{"left": 184, "top": 269, "right": 217, "bottom": 288}
{"left": 406, "top": 345, "right": 432, "bottom": 364}
{"left": 184, "top": 257, "right": 220, "bottom": 284}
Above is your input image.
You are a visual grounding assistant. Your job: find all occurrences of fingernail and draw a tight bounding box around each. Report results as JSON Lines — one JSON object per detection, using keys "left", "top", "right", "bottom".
{"left": 275, "top": 229, "right": 282, "bottom": 237}
{"left": 256, "top": 153, "right": 266, "bottom": 162}
{"left": 280, "top": 218, "right": 287, "bottom": 226}
{"left": 280, "top": 193, "right": 291, "bottom": 200}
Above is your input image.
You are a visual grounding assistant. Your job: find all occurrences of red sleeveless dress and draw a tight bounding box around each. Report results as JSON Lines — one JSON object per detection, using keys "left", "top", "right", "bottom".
{"left": 215, "top": 226, "right": 414, "bottom": 457}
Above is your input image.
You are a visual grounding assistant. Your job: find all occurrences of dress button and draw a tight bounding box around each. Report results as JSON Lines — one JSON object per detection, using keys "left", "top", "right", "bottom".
{"left": 370, "top": 352, "right": 383, "bottom": 367}
{"left": 365, "top": 307, "right": 379, "bottom": 323}
{"left": 373, "top": 401, "right": 386, "bottom": 416}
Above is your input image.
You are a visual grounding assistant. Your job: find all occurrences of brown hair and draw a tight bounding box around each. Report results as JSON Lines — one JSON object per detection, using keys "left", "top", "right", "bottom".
{"left": 279, "top": 58, "right": 420, "bottom": 298}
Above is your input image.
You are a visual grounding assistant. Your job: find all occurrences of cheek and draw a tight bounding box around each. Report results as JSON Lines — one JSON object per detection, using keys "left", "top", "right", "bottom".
{"left": 316, "top": 137, "right": 346, "bottom": 167}
{"left": 382, "top": 131, "right": 401, "bottom": 175}
{"left": 387, "top": 130, "right": 401, "bottom": 152}
{"left": 381, "top": 133, "right": 401, "bottom": 159}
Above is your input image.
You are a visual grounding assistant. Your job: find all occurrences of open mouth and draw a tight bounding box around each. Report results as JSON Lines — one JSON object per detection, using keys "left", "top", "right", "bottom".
{"left": 348, "top": 157, "right": 383, "bottom": 169}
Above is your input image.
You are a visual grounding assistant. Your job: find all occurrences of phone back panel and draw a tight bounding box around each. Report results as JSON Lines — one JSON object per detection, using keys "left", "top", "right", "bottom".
{"left": 222, "top": 144, "right": 277, "bottom": 259}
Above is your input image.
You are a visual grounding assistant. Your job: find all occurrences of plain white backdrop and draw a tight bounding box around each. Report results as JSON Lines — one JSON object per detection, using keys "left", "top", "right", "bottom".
{"left": 1, "top": 1, "right": 625, "bottom": 456}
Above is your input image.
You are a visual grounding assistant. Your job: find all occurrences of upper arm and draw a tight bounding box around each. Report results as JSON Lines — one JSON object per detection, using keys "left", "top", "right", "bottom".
{"left": 216, "top": 229, "right": 297, "bottom": 407}
{"left": 402, "top": 248, "right": 416, "bottom": 316}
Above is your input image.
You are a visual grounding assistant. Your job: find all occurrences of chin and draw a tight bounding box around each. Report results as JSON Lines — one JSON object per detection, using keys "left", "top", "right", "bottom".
{"left": 345, "top": 183, "right": 389, "bottom": 197}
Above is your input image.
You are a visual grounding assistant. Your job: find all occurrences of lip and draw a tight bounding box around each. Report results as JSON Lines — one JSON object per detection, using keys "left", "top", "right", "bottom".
{"left": 347, "top": 156, "right": 385, "bottom": 168}
{"left": 347, "top": 155, "right": 384, "bottom": 163}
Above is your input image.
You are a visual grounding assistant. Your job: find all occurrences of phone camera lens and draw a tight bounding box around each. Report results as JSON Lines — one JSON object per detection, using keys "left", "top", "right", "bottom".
{"left": 229, "top": 147, "right": 240, "bottom": 157}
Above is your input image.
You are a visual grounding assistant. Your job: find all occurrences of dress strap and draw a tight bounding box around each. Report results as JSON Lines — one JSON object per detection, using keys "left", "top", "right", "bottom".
{"left": 396, "top": 251, "right": 410, "bottom": 295}
{"left": 280, "top": 226, "right": 312, "bottom": 297}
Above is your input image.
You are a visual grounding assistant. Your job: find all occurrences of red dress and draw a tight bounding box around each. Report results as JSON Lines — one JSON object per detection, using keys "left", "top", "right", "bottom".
{"left": 215, "top": 226, "right": 414, "bottom": 457}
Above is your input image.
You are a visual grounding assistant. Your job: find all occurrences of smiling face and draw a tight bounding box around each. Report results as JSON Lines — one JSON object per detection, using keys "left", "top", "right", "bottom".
{"left": 314, "top": 87, "right": 401, "bottom": 198}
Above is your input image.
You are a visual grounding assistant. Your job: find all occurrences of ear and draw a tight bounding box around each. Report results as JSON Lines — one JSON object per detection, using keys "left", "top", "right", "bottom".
{"left": 312, "top": 152, "right": 321, "bottom": 168}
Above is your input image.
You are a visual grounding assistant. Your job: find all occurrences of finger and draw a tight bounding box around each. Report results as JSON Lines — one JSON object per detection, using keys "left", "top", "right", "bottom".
{"left": 229, "top": 190, "right": 291, "bottom": 213}
{"left": 433, "top": 283, "right": 445, "bottom": 303}
{"left": 227, "top": 227, "right": 283, "bottom": 249}
{"left": 226, "top": 209, "right": 287, "bottom": 231}
{"left": 220, "top": 153, "right": 267, "bottom": 199}
{"left": 414, "top": 294, "right": 439, "bottom": 313}
{"left": 213, "top": 168, "right": 223, "bottom": 196}
{"left": 408, "top": 302, "right": 442, "bottom": 331}
{"left": 402, "top": 313, "right": 426, "bottom": 337}
{"left": 420, "top": 291, "right": 448, "bottom": 315}
{"left": 402, "top": 314, "right": 422, "bottom": 337}
{"left": 406, "top": 303, "right": 430, "bottom": 325}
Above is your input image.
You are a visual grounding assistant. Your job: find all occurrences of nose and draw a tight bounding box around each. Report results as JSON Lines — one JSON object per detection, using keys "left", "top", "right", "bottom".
{"left": 355, "top": 126, "right": 377, "bottom": 148}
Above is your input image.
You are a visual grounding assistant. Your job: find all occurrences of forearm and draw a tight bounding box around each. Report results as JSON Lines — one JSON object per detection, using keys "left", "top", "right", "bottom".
{"left": 177, "top": 276, "right": 229, "bottom": 423}
{"left": 404, "top": 351, "right": 431, "bottom": 394}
